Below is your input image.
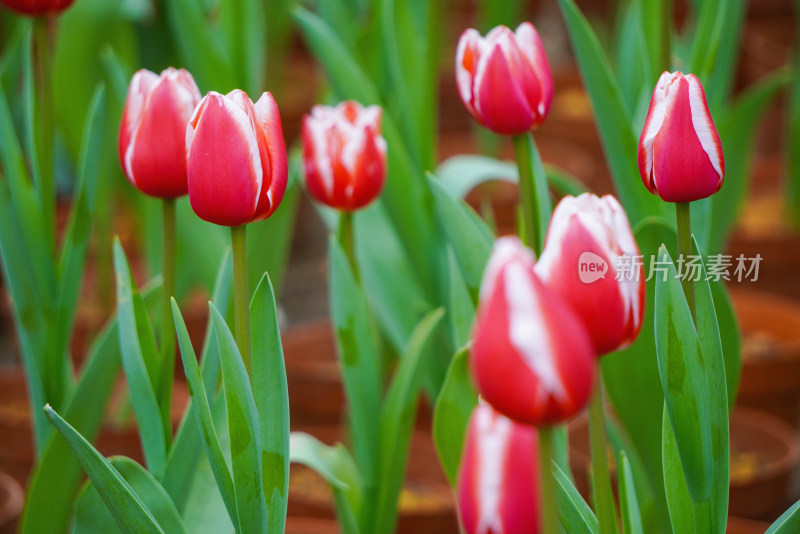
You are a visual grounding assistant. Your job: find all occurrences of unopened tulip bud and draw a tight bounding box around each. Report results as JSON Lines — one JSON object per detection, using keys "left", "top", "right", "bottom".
{"left": 186, "top": 90, "right": 288, "bottom": 227}
{"left": 302, "top": 101, "right": 387, "bottom": 211}
{"left": 457, "top": 403, "right": 540, "bottom": 534}
{"left": 456, "top": 22, "right": 553, "bottom": 135}
{"left": 119, "top": 68, "right": 201, "bottom": 199}
{"left": 471, "top": 237, "right": 596, "bottom": 425}
{"left": 536, "top": 194, "right": 645, "bottom": 356}
{"left": 638, "top": 71, "right": 724, "bottom": 203}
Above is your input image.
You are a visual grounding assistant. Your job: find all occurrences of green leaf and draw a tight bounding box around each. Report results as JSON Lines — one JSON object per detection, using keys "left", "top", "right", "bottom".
{"left": 428, "top": 176, "right": 493, "bottom": 298}
{"left": 113, "top": 240, "right": 167, "bottom": 478}
{"left": 374, "top": 308, "right": 445, "bottom": 533}
{"left": 72, "top": 457, "right": 187, "bottom": 534}
{"left": 172, "top": 299, "right": 238, "bottom": 527}
{"left": 249, "top": 274, "right": 290, "bottom": 533}
{"left": 219, "top": 0, "right": 265, "bottom": 94}
{"left": 554, "top": 462, "right": 598, "bottom": 534}
{"left": 43, "top": 406, "right": 163, "bottom": 534}
{"left": 710, "top": 281, "right": 741, "bottom": 408}
{"left": 661, "top": 405, "right": 696, "bottom": 534}
{"left": 162, "top": 252, "right": 233, "bottom": 511}
{"left": 20, "top": 287, "right": 158, "bottom": 534}
{"left": 329, "top": 236, "right": 382, "bottom": 486}
{"left": 432, "top": 348, "right": 477, "bottom": 486}
{"left": 446, "top": 249, "right": 475, "bottom": 349}
{"left": 653, "top": 246, "right": 712, "bottom": 503}
{"left": 290, "top": 432, "right": 363, "bottom": 534}
{"left": 766, "top": 499, "right": 800, "bottom": 534}
{"left": 210, "top": 304, "right": 268, "bottom": 533}
{"left": 556, "top": 0, "right": 670, "bottom": 227}
{"left": 618, "top": 451, "right": 644, "bottom": 534}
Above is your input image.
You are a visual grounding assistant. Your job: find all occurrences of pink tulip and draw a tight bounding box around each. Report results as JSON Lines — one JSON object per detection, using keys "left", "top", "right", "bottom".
{"left": 301, "top": 101, "right": 387, "bottom": 211}
{"left": 119, "top": 68, "right": 201, "bottom": 199}
{"left": 536, "top": 194, "right": 645, "bottom": 356}
{"left": 471, "top": 237, "right": 596, "bottom": 425}
{"left": 457, "top": 403, "right": 540, "bottom": 534}
{"left": 638, "top": 71, "right": 724, "bottom": 203}
{"left": 0, "top": 0, "right": 74, "bottom": 15}
{"left": 456, "top": 22, "right": 553, "bottom": 135}
{"left": 186, "top": 90, "right": 288, "bottom": 227}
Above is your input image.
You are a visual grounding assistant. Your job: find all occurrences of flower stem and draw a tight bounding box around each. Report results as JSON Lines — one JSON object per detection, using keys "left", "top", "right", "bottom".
{"left": 34, "top": 17, "right": 55, "bottom": 253}
{"left": 231, "top": 225, "right": 251, "bottom": 375}
{"left": 538, "top": 426, "right": 559, "bottom": 534}
{"left": 589, "top": 379, "right": 619, "bottom": 534}
{"left": 158, "top": 197, "right": 176, "bottom": 444}
{"left": 338, "top": 211, "right": 359, "bottom": 282}
{"left": 675, "top": 202, "right": 696, "bottom": 324}
{"left": 512, "top": 132, "right": 549, "bottom": 255}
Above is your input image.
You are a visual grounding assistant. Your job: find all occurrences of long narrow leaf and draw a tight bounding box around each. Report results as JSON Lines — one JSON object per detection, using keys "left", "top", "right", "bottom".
{"left": 554, "top": 462, "right": 599, "bottom": 534}
{"left": 210, "top": 304, "right": 268, "bottom": 533}
{"left": 618, "top": 451, "right": 644, "bottom": 534}
{"left": 766, "top": 499, "right": 800, "bottom": 534}
{"left": 44, "top": 405, "right": 164, "bottom": 534}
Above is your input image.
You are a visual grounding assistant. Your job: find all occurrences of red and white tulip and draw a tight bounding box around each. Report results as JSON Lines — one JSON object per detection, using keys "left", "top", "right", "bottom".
{"left": 301, "top": 101, "right": 387, "bottom": 211}
{"left": 186, "top": 90, "right": 288, "bottom": 227}
{"left": 0, "top": 0, "right": 74, "bottom": 15}
{"left": 536, "top": 194, "right": 645, "bottom": 356}
{"left": 456, "top": 22, "right": 553, "bottom": 135}
{"left": 638, "top": 71, "right": 724, "bottom": 203}
{"left": 470, "top": 237, "right": 596, "bottom": 425}
{"left": 119, "top": 68, "right": 201, "bottom": 199}
{"left": 457, "top": 403, "right": 540, "bottom": 534}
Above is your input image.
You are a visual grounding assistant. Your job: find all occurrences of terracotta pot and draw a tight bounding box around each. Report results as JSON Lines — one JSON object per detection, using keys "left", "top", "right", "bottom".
{"left": 0, "top": 470, "right": 23, "bottom": 534}
{"left": 0, "top": 366, "right": 189, "bottom": 486}
{"left": 283, "top": 321, "right": 344, "bottom": 428}
{"left": 726, "top": 516, "right": 772, "bottom": 534}
{"left": 284, "top": 516, "right": 340, "bottom": 534}
{"left": 729, "top": 407, "right": 800, "bottom": 521}
{"left": 288, "top": 425, "right": 459, "bottom": 534}
{"left": 732, "top": 290, "right": 800, "bottom": 428}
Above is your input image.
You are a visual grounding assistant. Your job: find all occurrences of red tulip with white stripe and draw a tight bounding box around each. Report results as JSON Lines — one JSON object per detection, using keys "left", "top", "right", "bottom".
{"left": 186, "top": 90, "right": 288, "bottom": 226}
{"left": 470, "top": 237, "right": 596, "bottom": 425}
{"left": 457, "top": 403, "right": 540, "bottom": 534}
{"left": 535, "top": 194, "right": 645, "bottom": 356}
{"left": 301, "top": 101, "right": 387, "bottom": 211}
{"left": 638, "top": 72, "right": 724, "bottom": 203}
{"left": 1, "top": 0, "right": 74, "bottom": 15}
{"left": 455, "top": 22, "right": 553, "bottom": 135}
{"left": 119, "top": 68, "right": 201, "bottom": 199}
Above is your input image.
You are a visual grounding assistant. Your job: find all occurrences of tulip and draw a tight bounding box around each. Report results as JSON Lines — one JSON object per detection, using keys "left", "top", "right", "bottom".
{"left": 0, "top": 0, "right": 74, "bottom": 16}
{"left": 470, "top": 236, "right": 596, "bottom": 426}
{"left": 457, "top": 403, "right": 540, "bottom": 534}
{"left": 536, "top": 193, "right": 645, "bottom": 356}
{"left": 186, "top": 89, "right": 288, "bottom": 227}
{"left": 638, "top": 71, "right": 724, "bottom": 203}
{"left": 455, "top": 22, "right": 553, "bottom": 135}
{"left": 302, "top": 101, "right": 387, "bottom": 211}
{"left": 119, "top": 68, "right": 202, "bottom": 199}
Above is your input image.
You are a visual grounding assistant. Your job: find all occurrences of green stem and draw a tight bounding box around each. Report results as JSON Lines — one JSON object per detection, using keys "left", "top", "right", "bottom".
{"left": 538, "top": 426, "right": 559, "bottom": 534}
{"left": 158, "top": 197, "right": 176, "bottom": 445}
{"left": 660, "top": 0, "right": 672, "bottom": 70}
{"left": 231, "top": 225, "right": 251, "bottom": 375}
{"left": 34, "top": 18, "right": 55, "bottom": 253}
{"left": 676, "top": 202, "right": 696, "bottom": 324}
{"left": 589, "top": 380, "right": 619, "bottom": 534}
{"left": 338, "top": 211, "right": 359, "bottom": 282}
{"left": 512, "top": 133, "right": 548, "bottom": 254}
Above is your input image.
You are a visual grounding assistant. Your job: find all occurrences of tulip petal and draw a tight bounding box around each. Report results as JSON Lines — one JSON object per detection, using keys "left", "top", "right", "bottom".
{"left": 119, "top": 69, "right": 159, "bottom": 178}
{"left": 515, "top": 22, "right": 553, "bottom": 120}
{"left": 252, "top": 92, "right": 289, "bottom": 220}
{"left": 187, "top": 92, "right": 261, "bottom": 226}
{"left": 687, "top": 75, "right": 724, "bottom": 179}
{"left": 473, "top": 43, "right": 535, "bottom": 134}
{"left": 455, "top": 29, "right": 483, "bottom": 117}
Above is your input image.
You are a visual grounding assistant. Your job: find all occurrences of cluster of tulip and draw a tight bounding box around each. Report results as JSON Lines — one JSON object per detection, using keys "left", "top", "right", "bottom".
{"left": 453, "top": 21, "right": 725, "bottom": 534}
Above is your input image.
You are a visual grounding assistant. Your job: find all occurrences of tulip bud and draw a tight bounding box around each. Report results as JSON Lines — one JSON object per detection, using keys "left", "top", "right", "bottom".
{"left": 535, "top": 194, "right": 645, "bottom": 356}
{"left": 119, "top": 68, "right": 201, "bottom": 199}
{"left": 471, "top": 237, "right": 596, "bottom": 425}
{"left": 638, "top": 71, "right": 724, "bottom": 203}
{"left": 301, "top": 101, "right": 387, "bottom": 211}
{"left": 1, "top": 0, "right": 74, "bottom": 16}
{"left": 457, "top": 403, "right": 539, "bottom": 534}
{"left": 186, "top": 90, "right": 288, "bottom": 227}
{"left": 455, "top": 22, "right": 553, "bottom": 135}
